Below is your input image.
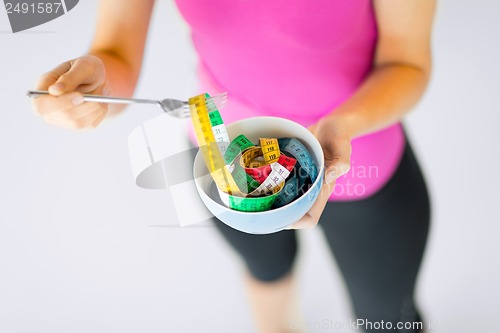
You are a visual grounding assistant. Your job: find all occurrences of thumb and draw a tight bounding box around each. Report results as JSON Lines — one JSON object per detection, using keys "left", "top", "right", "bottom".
{"left": 324, "top": 143, "right": 351, "bottom": 184}
{"left": 325, "top": 159, "right": 351, "bottom": 185}
{"left": 47, "top": 58, "right": 103, "bottom": 96}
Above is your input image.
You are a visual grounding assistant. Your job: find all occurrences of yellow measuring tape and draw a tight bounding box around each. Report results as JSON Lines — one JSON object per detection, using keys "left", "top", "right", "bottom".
{"left": 259, "top": 138, "right": 280, "bottom": 164}
{"left": 189, "top": 94, "right": 241, "bottom": 196}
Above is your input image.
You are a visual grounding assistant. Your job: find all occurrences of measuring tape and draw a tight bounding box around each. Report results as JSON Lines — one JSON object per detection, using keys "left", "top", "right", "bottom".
{"left": 224, "top": 134, "right": 254, "bottom": 164}
{"left": 220, "top": 136, "right": 297, "bottom": 211}
{"left": 279, "top": 138, "right": 318, "bottom": 188}
{"left": 272, "top": 138, "right": 319, "bottom": 207}
{"left": 189, "top": 94, "right": 241, "bottom": 195}
{"left": 273, "top": 173, "right": 299, "bottom": 208}
{"left": 208, "top": 109, "right": 230, "bottom": 155}
{"left": 241, "top": 147, "right": 272, "bottom": 183}
{"left": 190, "top": 94, "right": 318, "bottom": 212}
{"left": 259, "top": 138, "right": 280, "bottom": 164}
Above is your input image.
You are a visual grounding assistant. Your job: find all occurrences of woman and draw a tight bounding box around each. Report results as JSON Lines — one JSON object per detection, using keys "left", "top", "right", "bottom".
{"left": 32, "top": 1, "right": 435, "bottom": 332}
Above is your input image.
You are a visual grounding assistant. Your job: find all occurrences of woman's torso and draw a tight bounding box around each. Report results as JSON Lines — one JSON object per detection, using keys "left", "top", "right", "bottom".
{"left": 176, "top": 0, "right": 405, "bottom": 200}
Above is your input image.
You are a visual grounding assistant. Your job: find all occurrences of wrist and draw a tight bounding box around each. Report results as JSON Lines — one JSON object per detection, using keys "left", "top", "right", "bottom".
{"left": 324, "top": 111, "right": 363, "bottom": 140}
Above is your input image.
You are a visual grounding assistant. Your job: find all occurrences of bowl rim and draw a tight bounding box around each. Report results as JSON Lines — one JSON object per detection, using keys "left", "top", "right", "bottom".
{"left": 193, "top": 116, "right": 325, "bottom": 216}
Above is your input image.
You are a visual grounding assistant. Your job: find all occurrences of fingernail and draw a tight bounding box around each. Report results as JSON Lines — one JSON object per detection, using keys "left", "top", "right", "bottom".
{"left": 326, "top": 171, "right": 337, "bottom": 184}
{"left": 49, "top": 82, "right": 65, "bottom": 94}
{"left": 72, "top": 95, "right": 84, "bottom": 105}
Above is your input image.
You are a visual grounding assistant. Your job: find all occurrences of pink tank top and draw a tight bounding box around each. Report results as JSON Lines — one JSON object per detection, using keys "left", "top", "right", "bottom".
{"left": 176, "top": 0, "right": 405, "bottom": 201}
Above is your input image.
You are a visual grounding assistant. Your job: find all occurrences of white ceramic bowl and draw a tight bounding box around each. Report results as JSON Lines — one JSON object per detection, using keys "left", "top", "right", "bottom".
{"left": 193, "top": 117, "right": 324, "bottom": 234}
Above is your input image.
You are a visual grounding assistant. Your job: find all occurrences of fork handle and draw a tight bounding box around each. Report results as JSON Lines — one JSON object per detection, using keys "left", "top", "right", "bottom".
{"left": 26, "top": 90, "right": 160, "bottom": 106}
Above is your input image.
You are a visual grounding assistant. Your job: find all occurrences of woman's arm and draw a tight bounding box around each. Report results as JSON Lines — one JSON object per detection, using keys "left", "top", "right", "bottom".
{"left": 290, "top": 0, "right": 436, "bottom": 229}
{"left": 88, "top": 0, "right": 155, "bottom": 107}
{"left": 33, "top": 0, "right": 154, "bottom": 129}
{"left": 330, "top": 0, "right": 436, "bottom": 138}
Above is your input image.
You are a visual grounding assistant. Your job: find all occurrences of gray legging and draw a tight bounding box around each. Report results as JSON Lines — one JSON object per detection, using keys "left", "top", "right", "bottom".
{"left": 213, "top": 138, "right": 430, "bottom": 333}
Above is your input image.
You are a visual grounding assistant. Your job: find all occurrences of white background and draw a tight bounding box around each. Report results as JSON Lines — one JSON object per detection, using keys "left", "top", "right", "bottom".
{"left": 1, "top": 0, "right": 499, "bottom": 332}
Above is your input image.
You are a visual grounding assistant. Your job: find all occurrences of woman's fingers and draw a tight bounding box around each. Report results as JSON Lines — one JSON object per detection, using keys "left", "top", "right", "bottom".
{"left": 46, "top": 57, "right": 105, "bottom": 95}
{"left": 308, "top": 118, "right": 352, "bottom": 184}
{"left": 323, "top": 135, "right": 352, "bottom": 184}
{"left": 37, "top": 89, "right": 108, "bottom": 130}
{"left": 43, "top": 102, "right": 107, "bottom": 130}
{"left": 32, "top": 91, "right": 84, "bottom": 116}
{"left": 36, "top": 61, "right": 72, "bottom": 91}
{"left": 32, "top": 55, "right": 109, "bottom": 130}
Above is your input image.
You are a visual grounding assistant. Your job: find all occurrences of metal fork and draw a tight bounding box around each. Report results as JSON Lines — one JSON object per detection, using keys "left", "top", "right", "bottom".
{"left": 26, "top": 90, "right": 228, "bottom": 118}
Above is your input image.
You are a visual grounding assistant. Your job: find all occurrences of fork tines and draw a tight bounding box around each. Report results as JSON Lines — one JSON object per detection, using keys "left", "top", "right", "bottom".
{"left": 180, "top": 92, "right": 228, "bottom": 118}
{"left": 206, "top": 92, "right": 228, "bottom": 111}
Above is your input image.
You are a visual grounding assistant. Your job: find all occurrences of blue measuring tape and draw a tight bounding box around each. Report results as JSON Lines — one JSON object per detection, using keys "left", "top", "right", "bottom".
{"left": 272, "top": 138, "right": 318, "bottom": 208}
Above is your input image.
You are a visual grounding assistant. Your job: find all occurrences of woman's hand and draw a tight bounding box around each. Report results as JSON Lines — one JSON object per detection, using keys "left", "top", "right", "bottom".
{"left": 32, "top": 55, "right": 111, "bottom": 130}
{"left": 286, "top": 115, "right": 352, "bottom": 229}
